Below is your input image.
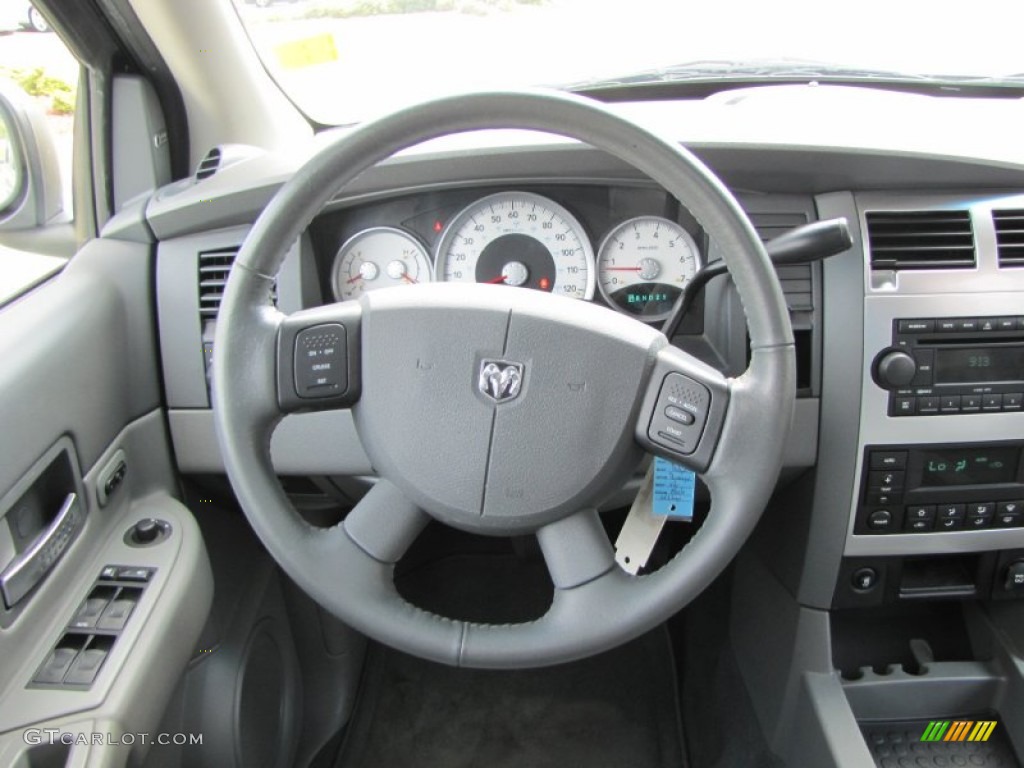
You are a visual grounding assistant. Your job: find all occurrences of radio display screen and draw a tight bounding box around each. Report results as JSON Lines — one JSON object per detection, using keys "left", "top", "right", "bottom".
{"left": 934, "top": 346, "right": 1024, "bottom": 384}
{"left": 919, "top": 446, "right": 1020, "bottom": 487}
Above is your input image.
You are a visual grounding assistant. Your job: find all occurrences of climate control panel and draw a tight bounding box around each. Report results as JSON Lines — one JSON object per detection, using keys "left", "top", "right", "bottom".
{"left": 857, "top": 442, "right": 1024, "bottom": 535}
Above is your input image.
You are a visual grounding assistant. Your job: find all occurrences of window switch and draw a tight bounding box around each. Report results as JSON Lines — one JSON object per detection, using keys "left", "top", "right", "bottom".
{"left": 64, "top": 648, "right": 108, "bottom": 686}
{"left": 33, "top": 647, "right": 80, "bottom": 685}
{"left": 70, "top": 597, "right": 110, "bottom": 630}
{"left": 96, "top": 597, "right": 135, "bottom": 632}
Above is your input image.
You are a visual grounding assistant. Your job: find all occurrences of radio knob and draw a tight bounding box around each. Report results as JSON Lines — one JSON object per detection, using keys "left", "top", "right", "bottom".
{"left": 875, "top": 350, "right": 917, "bottom": 388}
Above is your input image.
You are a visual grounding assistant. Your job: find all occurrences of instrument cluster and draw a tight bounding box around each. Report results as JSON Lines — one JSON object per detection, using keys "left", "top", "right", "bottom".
{"left": 313, "top": 185, "right": 705, "bottom": 323}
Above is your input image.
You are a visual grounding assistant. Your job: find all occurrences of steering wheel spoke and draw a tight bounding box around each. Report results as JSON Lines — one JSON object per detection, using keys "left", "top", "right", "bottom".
{"left": 537, "top": 509, "right": 616, "bottom": 590}
{"left": 275, "top": 302, "right": 362, "bottom": 414}
{"left": 343, "top": 479, "right": 430, "bottom": 563}
{"left": 634, "top": 343, "right": 731, "bottom": 474}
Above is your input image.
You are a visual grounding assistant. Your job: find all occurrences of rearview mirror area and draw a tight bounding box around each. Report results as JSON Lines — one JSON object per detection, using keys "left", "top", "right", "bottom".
{"left": 0, "top": 80, "right": 62, "bottom": 231}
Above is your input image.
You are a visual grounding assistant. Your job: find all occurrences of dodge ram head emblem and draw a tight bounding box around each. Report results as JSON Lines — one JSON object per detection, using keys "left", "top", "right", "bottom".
{"left": 478, "top": 360, "right": 524, "bottom": 403}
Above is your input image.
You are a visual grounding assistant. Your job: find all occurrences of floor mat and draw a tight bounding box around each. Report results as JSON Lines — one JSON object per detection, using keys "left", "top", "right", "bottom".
{"left": 334, "top": 628, "right": 685, "bottom": 768}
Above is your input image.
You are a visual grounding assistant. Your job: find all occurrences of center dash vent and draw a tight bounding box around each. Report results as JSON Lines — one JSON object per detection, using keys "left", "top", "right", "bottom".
{"left": 195, "top": 147, "right": 222, "bottom": 181}
{"left": 749, "top": 212, "right": 812, "bottom": 311}
{"left": 865, "top": 210, "right": 975, "bottom": 270}
{"left": 198, "top": 247, "right": 239, "bottom": 320}
{"left": 993, "top": 209, "right": 1024, "bottom": 267}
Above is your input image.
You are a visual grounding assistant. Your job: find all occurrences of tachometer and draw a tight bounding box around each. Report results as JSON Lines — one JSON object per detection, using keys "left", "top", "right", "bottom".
{"left": 435, "top": 192, "right": 595, "bottom": 300}
{"left": 332, "top": 226, "right": 432, "bottom": 300}
{"left": 596, "top": 216, "right": 700, "bottom": 321}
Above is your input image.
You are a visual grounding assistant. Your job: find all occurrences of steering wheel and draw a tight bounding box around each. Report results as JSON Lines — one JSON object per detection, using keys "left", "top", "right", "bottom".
{"left": 213, "top": 90, "right": 794, "bottom": 669}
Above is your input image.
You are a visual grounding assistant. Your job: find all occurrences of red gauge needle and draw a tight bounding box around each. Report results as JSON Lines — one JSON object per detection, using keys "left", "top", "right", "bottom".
{"left": 401, "top": 274, "right": 418, "bottom": 284}
{"left": 346, "top": 275, "right": 363, "bottom": 284}
{"left": 604, "top": 267, "right": 642, "bottom": 271}
{"left": 484, "top": 275, "right": 508, "bottom": 284}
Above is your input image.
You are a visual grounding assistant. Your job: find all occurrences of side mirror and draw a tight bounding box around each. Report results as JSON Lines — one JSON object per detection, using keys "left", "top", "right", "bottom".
{"left": 0, "top": 79, "right": 63, "bottom": 231}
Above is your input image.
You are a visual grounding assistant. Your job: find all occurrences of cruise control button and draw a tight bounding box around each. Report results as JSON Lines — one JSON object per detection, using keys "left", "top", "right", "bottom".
{"left": 664, "top": 406, "right": 695, "bottom": 426}
{"left": 294, "top": 325, "right": 347, "bottom": 398}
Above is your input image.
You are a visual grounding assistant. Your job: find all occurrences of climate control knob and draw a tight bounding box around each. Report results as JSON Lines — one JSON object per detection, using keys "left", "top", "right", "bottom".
{"left": 874, "top": 350, "right": 917, "bottom": 389}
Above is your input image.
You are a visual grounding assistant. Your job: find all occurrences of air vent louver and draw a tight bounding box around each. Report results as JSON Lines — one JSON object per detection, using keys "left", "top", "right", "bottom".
{"left": 195, "top": 147, "right": 222, "bottom": 180}
{"left": 993, "top": 209, "right": 1024, "bottom": 267}
{"left": 749, "top": 212, "right": 813, "bottom": 311}
{"left": 866, "top": 210, "right": 975, "bottom": 270}
{"left": 197, "top": 247, "right": 238, "bottom": 319}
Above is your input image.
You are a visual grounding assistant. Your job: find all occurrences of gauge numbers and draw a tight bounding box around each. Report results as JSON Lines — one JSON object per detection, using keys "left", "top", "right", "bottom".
{"left": 435, "top": 191, "right": 595, "bottom": 300}
{"left": 597, "top": 216, "right": 700, "bottom": 321}
{"left": 332, "top": 226, "right": 432, "bottom": 300}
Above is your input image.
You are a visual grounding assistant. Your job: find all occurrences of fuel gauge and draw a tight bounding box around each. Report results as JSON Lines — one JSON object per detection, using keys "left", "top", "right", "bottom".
{"left": 332, "top": 226, "right": 432, "bottom": 300}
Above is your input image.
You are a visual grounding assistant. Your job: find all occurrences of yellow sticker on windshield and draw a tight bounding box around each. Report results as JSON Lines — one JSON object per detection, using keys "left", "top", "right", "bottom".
{"left": 275, "top": 34, "right": 338, "bottom": 70}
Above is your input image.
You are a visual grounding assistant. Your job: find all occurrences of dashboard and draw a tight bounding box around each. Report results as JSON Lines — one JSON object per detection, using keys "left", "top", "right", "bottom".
{"left": 310, "top": 184, "right": 703, "bottom": 323}
{"left": 128, "top": 87, "right": 1024, "bottom": 617}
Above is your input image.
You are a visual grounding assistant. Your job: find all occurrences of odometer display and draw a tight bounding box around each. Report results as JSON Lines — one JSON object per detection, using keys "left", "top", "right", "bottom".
{"left": 435, "top": 192, "right": 595, "bottom": 300}
{"left": 597, "top": 216, "right": 700, "bottom": 321}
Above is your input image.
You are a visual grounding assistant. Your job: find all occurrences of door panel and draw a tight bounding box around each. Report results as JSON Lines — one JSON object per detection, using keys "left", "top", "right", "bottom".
{"left": 0, "top": 236, "right": 212, "bottom": 767}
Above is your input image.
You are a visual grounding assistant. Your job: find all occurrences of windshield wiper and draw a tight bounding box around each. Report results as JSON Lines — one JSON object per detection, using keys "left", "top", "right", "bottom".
{"left": 564, "top": 59, "right": 1024, "bottom": 96}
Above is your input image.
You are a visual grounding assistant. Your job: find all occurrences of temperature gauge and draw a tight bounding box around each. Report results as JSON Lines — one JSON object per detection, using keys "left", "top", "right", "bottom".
{"left": 332, "top": 226, "right": 432, "bottom": 300}
{"left": 596, "top": 216, "right": 700, "bottom": 321}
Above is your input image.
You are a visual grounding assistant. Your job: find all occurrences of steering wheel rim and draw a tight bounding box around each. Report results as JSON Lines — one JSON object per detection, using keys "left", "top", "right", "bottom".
{"left": 213, "top": 89, "right": 795, "bottom": 669}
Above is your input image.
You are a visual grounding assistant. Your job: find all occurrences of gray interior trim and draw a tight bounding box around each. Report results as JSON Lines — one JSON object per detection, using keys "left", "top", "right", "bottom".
{"left": 795, "top": 192, "right": 865, "bottom": 609}
{"left": 168, "top": 409, "right": 373, "bottom": 475}
{"left": 0, "top": 238, "right": 160, "bottom": 495}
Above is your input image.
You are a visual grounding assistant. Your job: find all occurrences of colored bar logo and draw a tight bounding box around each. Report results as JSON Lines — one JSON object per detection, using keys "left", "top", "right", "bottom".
{"left": 921, "top": 720, "right": 997, "bottom": 742}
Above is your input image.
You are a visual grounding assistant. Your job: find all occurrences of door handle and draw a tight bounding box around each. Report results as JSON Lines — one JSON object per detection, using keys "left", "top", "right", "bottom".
{"left": 1, "top": 492, "right": 84, "bottom": 608}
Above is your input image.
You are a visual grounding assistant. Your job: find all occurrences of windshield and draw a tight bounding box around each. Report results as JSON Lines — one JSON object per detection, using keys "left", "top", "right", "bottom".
{"left": 237, "top": 0, "right": 1024, "bottom": 126}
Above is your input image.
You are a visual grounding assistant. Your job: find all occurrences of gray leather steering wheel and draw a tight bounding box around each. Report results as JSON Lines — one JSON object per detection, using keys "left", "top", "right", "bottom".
{"left": 213, "top": 90, "right": 795, "bottom": 669}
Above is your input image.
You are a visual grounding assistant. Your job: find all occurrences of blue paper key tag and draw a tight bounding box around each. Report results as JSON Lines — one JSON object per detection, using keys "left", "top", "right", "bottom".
{"left": 651, "top": 457, "right": 696, "bottom": 520}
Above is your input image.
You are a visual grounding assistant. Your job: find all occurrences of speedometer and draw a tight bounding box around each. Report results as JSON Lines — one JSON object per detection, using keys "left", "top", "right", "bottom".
{"left": 435, "top": 192, "right": 595, "bottom": 300}
{"left": 597, "top": 216, "right": 700, "bottom": 321}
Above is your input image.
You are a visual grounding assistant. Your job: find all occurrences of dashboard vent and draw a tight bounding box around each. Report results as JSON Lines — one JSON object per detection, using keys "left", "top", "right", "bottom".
{"left": 750, "top": 212, "right": 812, "bottom": 311}
{"left": 865, "top": 210, "right": 975, "bottom": 270}
{"left": 197, "top": 247, "right": 238, "bottom": 319}
{"left": 993, "top": 209, "right": 1024, "bottom": 267}
{"left": 195, "top": 147, "right": 222, "bottom": 180}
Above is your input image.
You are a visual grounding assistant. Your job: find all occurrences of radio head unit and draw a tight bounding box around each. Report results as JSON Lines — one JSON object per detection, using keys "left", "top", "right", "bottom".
{"left": 873, "top": 316, "right": 1024, "bottom": 416}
